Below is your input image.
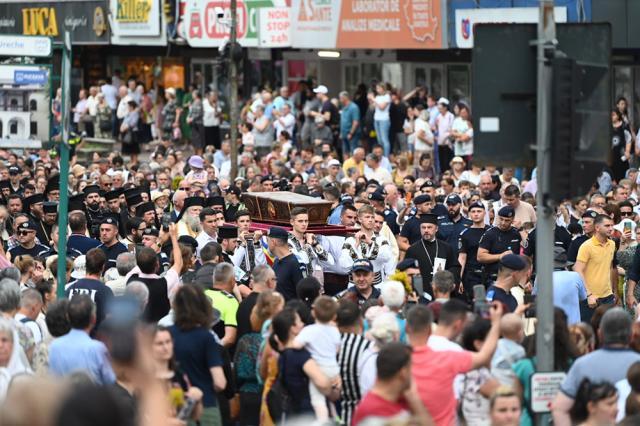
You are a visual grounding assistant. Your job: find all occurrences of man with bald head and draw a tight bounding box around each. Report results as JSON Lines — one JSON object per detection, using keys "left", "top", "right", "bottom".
{"left": 343, "top": 147, "right": 365, "bottom": 176}
{"left": 171, "top": 190, "right": 187, "bottom": 222}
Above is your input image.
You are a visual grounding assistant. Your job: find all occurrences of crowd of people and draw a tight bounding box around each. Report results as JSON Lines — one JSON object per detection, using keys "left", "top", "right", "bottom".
{"left": 3, "top": 76, "right": 640, "bottom": 426}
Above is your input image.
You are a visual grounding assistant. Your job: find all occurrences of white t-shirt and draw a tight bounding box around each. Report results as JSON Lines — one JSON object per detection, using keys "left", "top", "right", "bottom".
{"left": 294, "top": 323, "right": 340, "bottom": 368}
{"left": 452, "top": 117, "right": 474, "bottom": 156}
{"left": 374, "top": 94, "right": 391, "bottom": 121}
{"left": 101, "top": 84, "right": 118, "bottom": 109}
{"left": 203, "top": 99, "right": 221, "bottom": 127}
{"left": 460, "top": 170, "right": 481, "bottom": 186}
{"left": 413, "top": 117, "right": 434, "bottom": 152}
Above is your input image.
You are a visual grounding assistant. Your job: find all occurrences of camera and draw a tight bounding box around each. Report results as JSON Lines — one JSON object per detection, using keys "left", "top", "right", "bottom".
{"left": 473, "top": 285, "right": 491, "bottom": 320}
{"left": 161, "top": 212, "right": 172, "bottom": 232}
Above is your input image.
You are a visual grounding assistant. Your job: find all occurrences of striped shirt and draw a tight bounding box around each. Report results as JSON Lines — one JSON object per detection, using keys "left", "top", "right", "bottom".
{"left": 338, "top": 332, "right": 371, "bottom": 426}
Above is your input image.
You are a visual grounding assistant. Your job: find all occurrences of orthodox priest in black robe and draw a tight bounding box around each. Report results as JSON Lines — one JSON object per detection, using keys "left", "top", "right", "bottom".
{"left": 405, "top": 213, "right": 461, "bottom": 299}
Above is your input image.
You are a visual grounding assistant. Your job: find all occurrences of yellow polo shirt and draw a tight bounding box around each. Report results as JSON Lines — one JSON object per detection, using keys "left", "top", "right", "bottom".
{"left": 342, "top": 157, "right": 364, "bottom": 176}
{"left": 576, "top": 236, "right": 615, "bottom": 298}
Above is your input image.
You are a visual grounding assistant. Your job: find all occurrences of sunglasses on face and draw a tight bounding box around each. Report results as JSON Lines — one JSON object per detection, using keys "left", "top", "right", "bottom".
{"left": 17, "top": 230, "right": 33, "bottom": 236}
{"left": 621, "top": 211, "right": 634, "bottom": 217}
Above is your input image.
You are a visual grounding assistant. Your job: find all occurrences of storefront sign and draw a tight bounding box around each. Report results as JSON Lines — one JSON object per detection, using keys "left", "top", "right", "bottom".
{"left": 290, "top": 0, "right": 444, "bottom": 49}
{"left": 0, "top": 35, "right": 52, "bottom": 57}
{"left": 184, "top": 0, "right": 277, "bottom": 47}
{"left": 14, "top": 69, "right": 48, "bottom": 85}
{"left": 259, "top": 7, "right": 290, "bottom": 47}
{"left": 110, "top": 0, "right": 161, "bottom": 36}
{"left": 455, "top": 7, "right": 567, "bottom": 48}
{"left": 0, "top": 1, "right": 109, "bottom": 44}
{"left": 531, "top": 372, "right": 566, "bottom": 413}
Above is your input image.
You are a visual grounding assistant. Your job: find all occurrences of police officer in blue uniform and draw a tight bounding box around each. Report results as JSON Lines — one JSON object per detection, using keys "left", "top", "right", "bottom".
{"left": 459, "top": 201, "right": 490, "bottom": 299}
{"left": 437, "top": 194, "right": 472, "bottom": 250}
{"left": 368, "top": 188, "right": 400, "bottom": 235}
{"left": 399, "top": 194, "right": 434, "bottom": 250}
{"left": 486, "top": 254, "right": 528, "bottom": 313}
{"left": 477, "top": 205, "right": 522, "bottom": 286}
{"left": 419, "top": 180, "right": 448, "bottom": 220}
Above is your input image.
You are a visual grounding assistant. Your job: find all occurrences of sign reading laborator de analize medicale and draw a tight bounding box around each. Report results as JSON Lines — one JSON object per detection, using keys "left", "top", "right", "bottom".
{"left": 290, "top": 0, "right": 444, "bottom": 49}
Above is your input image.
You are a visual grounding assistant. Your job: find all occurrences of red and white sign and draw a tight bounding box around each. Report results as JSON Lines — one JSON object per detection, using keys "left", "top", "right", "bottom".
{"left": 259, "top": 7, "right": 290, "bottom": 47}
{"left": 531, "top": 372, "right": 566, "bottom": 413}
{"left": 185, "top": 0, "right": 252, "bottom": 47}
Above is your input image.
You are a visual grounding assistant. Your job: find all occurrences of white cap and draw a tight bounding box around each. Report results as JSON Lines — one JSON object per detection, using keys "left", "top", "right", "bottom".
{"left": 313, "top": 85, "right": 329, "bottom": 94}
{"left": 437, "top": 97, "right": 449, "bottom": 106}
{"left": 71, "top": 255, "right": 86, "bottom": 280}
{"left": 328, "top": 159, "right": 341, "bottom": 167}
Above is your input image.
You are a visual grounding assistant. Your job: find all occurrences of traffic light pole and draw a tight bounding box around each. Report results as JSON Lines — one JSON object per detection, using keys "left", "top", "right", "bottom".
{"left": 56, "top": 31, "right": 71, "bottom": 299}
{"left": 535, "top": 2, "right": 556, "bottom": 424}
{"left": 228, "top": 0, "right": 239, "bottom": 180}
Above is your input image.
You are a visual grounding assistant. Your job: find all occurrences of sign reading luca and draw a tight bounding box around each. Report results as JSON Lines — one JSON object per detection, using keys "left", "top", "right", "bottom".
{"left": 22, "top": 7, "right": 58, "bottom": 36}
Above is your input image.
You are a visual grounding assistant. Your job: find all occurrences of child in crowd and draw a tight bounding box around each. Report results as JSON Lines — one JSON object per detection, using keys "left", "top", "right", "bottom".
{"left": 292, "top": 295, "right": 341, "bottom": 420}
{"left": 491, "top": 313, "right": 526, "bottom": 385}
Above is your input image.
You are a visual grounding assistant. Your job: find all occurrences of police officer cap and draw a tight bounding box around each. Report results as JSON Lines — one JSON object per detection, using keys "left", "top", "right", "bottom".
{"left": 178, "top": 235, "right": 198, "bottom": 252}
{"left": 420, "top": 180, "right": 436, "bottom": 190}
{"left": 18, "top": 221, "right": 37, "bottom": 231}
{"left": 368, "top": 189, "right": 386, "bottom": 202}
{"left": 419, "top": 213, "right": 439, "bottom": 225}
{"left": 414, "top": 194, "right": 432, "bottom": 205}
{"left": 143, "top": 227, "right": 159, "bottom": 237}
{"left": 498, "top": 206, "right": 515, "bottom": 218}
{"left": 260, "top": 175, "right": 274, "bottom": 184}
{"left": 499, "top": 254, "right": 527, "bottom": 271}
{"left": 397, "top": 258, "right": 419, "bottom": 271}
{"left": 101, "top": 215, "right": 119, "bottom": 227}
{"left": 445, "top": 194, "right": 462, "bottom": 205}
{"left": 582, "top": 210, "right": 598, "bottom": 219}
{"left": 351, "top": 259, "right": 373, "bottom": 273}
{"left": 267, "top": 226, "right": 288, "bottom": 241}
{"left": 468, "top": 201, "right": 485, "bottom": 211}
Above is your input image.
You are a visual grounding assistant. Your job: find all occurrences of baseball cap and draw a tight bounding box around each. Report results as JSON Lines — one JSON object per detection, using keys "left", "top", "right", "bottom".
{"left": 413, "top": 194, "right": 432, "bottom": 205}
{"left": 8, "top": 166, "right": 21, "bottom": 175}
{"left": 267, "top": 227, "right": 289, "bottom": 241}
{"left": 582, "top": 210, "right": 598, "bottom": 219}
{"left": 101, "top": 216, "right": 119, "bottom": 227}
{"left": 499, "top": 254, "right": 527, "bottom": 271}
{"left": 351, "top": 259, "right": 373, "bottom": 273}
{"left": 498, "top": 206, "right": 515, "bottom": 218}
{"left": 328, "top": 159, "right": 341, "bottom": 167}
{"left": 313, "top": 85, "right": 328, "bottom": 94}
{"left": 468, "top": 201, "right": 485, "bottom": 211}
{"left": 445, "top": 194, "right": 462, "bottom": 205}
{"left": 397, "top": 258, "right": 419, "bottom": 272}
{"left": 368, "top": 189, "right": 386, "bottom": 202}
{"left": 553, "top": 247, "right": 568, "bottom": 269}
{"left": 437, "top": 97, "right": 449, "bottom": 106}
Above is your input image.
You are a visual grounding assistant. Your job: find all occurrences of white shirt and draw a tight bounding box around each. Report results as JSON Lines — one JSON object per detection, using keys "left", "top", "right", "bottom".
{"left": 452, "top": 117, "right": 474, "bottom": 156}
{"left": 86, "top": 96, "right": 98, "bottom": 116}
{"left": 196, "top": 231, "right": 217, "bottom": 257}
{"left": 294, "top": 323, "right": 341, "bottom": 368}
{"left": 274, "top": 112, "right": 295, "bottom": 138}
{"left": 374, "top": 94, "right": 391, "bottom": 121}
{"left": 116, "top": 95, "right": 131, "bottom": 119}
{"left": 203, "top": 99, "right": 221, "bottom": 127}
{"left": 460, "top": 170, "right": 482, "bottom": 186}
{"left": 413, "top": 117, "right": 434, "bottom": 152}
{"left": 101, "top": 84, "right": 118, "bottom": 109}
{"left": 364, "top": 166, "right": 393, "bottom": 184}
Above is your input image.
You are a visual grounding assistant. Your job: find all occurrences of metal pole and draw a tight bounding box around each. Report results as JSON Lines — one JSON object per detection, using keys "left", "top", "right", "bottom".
{"left": 229, "top": 0, "right": 239, "bottom": 180}
{"left": 56, "top": 31, "right": 71, "bottom": 299}
{"left": 535, "top": 1, "right": 556, "bottom": 424}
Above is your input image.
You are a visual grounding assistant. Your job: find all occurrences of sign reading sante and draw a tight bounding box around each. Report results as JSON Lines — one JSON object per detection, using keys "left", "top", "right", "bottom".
{"left": 0, "top": 35, "right": 52, "bottom": 57}
{"left": 291, "top": 0, "right": 444, "bottom": 49}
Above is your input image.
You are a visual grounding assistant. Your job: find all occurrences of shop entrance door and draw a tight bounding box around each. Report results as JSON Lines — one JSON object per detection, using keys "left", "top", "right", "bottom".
{"left": 190, "top": 59, "right": 217, "bottom": 95}
{"left": 412, "top": 64, "right": 444, "bottom": 98}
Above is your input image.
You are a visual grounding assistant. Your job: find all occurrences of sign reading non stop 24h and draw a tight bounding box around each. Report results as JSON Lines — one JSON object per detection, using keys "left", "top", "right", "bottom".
{"left": 186, "top": 0, "right": 274, "bottom": 47}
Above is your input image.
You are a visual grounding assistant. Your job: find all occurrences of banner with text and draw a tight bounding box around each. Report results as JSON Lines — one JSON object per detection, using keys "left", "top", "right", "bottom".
{"left": 259, "top": 7, "right": 290, "bottom": 47}
{"left": 0, "top": 1, "right": 109, "bottom": 44}
{"left": 291, "top": 0, "right": 444, "bottom": 49}
{"left": 110, "top": 0, "right": 161, "bottom": 37}
{"left": 184, "top": 0, "right": 280, "bottom": 47}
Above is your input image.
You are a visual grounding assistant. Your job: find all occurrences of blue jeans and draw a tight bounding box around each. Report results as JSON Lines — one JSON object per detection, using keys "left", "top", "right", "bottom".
{"left": 374, "top": 119, "right": 391, "bottom": 157}
{"left": 342, "top": 135, "right": 360, "bottom": 156}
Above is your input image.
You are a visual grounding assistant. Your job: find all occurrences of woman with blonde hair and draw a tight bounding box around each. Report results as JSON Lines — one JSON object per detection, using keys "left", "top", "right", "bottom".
{"left": 13, "top": 255, "right": 35, "bottom": 291}
{"left": 392, "top": 154, "right": 414, "bottom": 186}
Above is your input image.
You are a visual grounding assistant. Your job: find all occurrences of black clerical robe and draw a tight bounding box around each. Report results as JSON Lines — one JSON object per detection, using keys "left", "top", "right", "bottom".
{"left": 405, "top": 237, "right": 461, "bottom": 297}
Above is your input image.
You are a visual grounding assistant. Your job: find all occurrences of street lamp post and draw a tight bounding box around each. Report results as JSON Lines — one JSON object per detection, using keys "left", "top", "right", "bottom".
{"left": 229, "top": 0, "right": 239, "bottom": 180}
